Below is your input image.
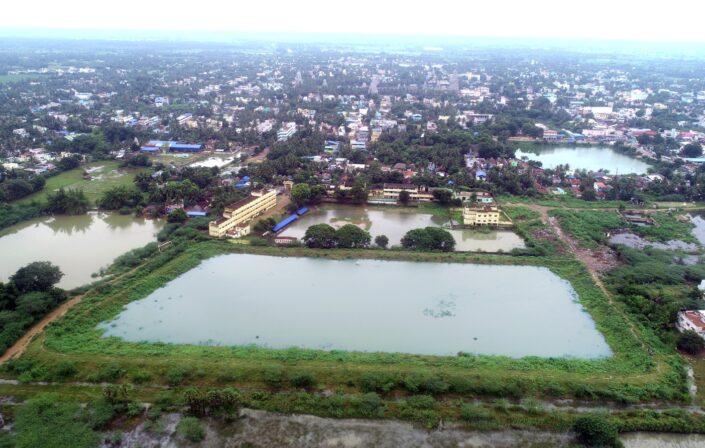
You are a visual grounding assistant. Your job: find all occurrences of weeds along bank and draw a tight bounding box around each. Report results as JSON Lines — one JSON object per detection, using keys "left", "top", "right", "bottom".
{"left": 1, "top": 237, "right": 686, "bottom": 405}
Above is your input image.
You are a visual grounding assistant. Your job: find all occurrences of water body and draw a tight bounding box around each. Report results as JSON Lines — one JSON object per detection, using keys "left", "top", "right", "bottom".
{"left": 100, "top": 254, "right": 611, "bottom": 358}
{"left": 515, "top": 145, "right": 650, "bottom": 174}
{"left": 280, "top": 205, "right": 525, "bottom": 252}
{"left": 0, "top": 213, "right": 163, "bottom": 289}
{"left": 608, "top": 233, "right": 699, "bottom": 252}
{"left": 689, "top": 213, "right": 705, "bottom": 246}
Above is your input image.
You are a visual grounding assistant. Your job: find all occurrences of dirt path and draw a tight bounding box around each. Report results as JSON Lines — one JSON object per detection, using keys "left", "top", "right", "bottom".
{"left": 508, "top": 203, "right": 659, "bottom": 368}
{"left": 0, "top": 294, "right": 83, "bottom": 363}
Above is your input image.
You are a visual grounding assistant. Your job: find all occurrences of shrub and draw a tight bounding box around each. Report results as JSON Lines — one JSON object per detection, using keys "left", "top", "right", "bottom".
{"left": 374, "top": 234, "right": 389, "bottom": 249}
{"left": 573, "top": 414, "right": 621, "bottom": 447}
{"left": 262, "top": 365, "right": 285, "bottom": 389}
{"left": 359, "top": 372, "right": 396, "bottom": 393}
{"left": 165, "top": 366, "right": 190, "bottom": 386}
{"left": 51, "top": 360, "right": 77, "bottom": 380}
{"left": 289, "top": 371, "right": 316, "bottom": 389}
{"left": 126, "top": 401, "right": 143, "bottom": 418}
{"left": 677, "top": 330, "right": 705, "bottom": 355}
{"left": 460, "top": 403, "right": 492, "bottom": 422}
{"left": 353, "top": 393, "right": 385, "bottom": 418}
{"left": 176, "top": 417, "right": 205, "bottom": 443}
{"left": 131, "top": 370, "right": 152, "bottom": 384}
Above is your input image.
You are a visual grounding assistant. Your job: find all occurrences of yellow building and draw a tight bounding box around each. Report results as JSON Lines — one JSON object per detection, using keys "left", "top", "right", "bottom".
{"left": 209, "top": 190, "right": 277, "bottom": 237}
{"left": 463, "top": 205, "right": 501, "bottom": 226}
{"left": 378, "top": 183, "right": 434, "bottom": 202}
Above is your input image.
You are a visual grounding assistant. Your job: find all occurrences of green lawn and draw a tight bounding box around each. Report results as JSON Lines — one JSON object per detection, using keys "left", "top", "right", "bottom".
{"left": 16, "top": 161, "right": 147, "bottom": 206}
{"left": 0, "top": 74, "right": 42, "bottom": 84}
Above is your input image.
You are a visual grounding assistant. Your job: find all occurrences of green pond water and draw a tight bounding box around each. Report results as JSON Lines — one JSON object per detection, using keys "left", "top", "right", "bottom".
{"left": 279, "top": 205, "right": 525, "bottom": 252}
{"left": 99, "top": 254, "right": 611, "bottom": 358}
{"left": 515, "top": 145, "right": 650, "bottom": 174}
{"left": 0, "top": 213, "right": 163, "bottom": 289}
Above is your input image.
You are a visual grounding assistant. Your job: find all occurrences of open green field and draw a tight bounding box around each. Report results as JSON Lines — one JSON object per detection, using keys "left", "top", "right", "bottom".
{"left": 6, "top": 239, "right": 685, "bottom": 405}
{"left": 16, "top": 161, "right": 147, "bottom": 206}
{"left": 0, "top": 73, "right": 42, "bottom": 84}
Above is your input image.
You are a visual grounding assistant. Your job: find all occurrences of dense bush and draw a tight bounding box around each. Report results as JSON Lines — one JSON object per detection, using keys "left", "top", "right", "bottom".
{"left": 12, "top": 393, "right": 100, "bottom": 448}
{"left": 573, "top": 413, "right": 621, "bottom": 447}
{"left": 676, "top": 330, "right": 705, "bottom": 355}
{"left": 176, "top": 417, "right": 206, "bottom": 443}
{"left": 45, "top": 188, "right": 90, "bottom": 215}
{"left": 401, "top": 227, "right": 455, "bottom": 251}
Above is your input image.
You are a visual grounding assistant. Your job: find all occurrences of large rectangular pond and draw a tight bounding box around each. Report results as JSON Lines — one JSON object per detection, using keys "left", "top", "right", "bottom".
{"left": 0, "top": 213, "right": 163, "bottom": 289}
{"left": 99, "top": 254, "right": 611, "bottom": 358}
{"left": 279, "top": 205, "right": 525, "bottom": 252}
{"left": 515, "top": 145, "right": 650, "bottom": 174}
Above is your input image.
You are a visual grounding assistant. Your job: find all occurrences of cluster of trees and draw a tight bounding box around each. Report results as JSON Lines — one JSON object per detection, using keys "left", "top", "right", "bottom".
{"left": 303, "top": 224, "right": 372, "bottom": 249}
{"left": 0, "top": 174, "right": 45, "bottom": 203}
{"left": 0, "top": 262, "right": 66, "bottom": 354}
{"left": 401, "top": 227, "right": 456, "bottom": 252}
{"left": 290, "top": 183, "right": 327, "bottom": 208}
{"left": 98, "top": 185, "right": 144, "bottom": 211}
{"left": 45, "top": 189, "right": 90, "bottom": 215}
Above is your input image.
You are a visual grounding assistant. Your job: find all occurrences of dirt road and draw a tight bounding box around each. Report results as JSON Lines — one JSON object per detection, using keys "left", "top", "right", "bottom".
{"left": 0, "top": 294, "right": 83, "bottom": 363}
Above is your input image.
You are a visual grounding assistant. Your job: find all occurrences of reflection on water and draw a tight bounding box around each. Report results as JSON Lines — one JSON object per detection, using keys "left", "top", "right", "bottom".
{"left": 280, "top": 205, "right": 525, "bottom": 252}
{"left": 515, "top": 145, "right": 650, "bottom": 174}
{"left": 43, "top": 213, "right": 94, "bottom": 235}
{"left": 0, "top": 213, "right": 164, "bottom": 289}
{"left": 99, "top": 254, "right": 611, "bottom": 358}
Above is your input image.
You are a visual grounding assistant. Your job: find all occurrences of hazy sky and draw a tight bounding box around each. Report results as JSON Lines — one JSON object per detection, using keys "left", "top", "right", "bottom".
{"left": 2, "top": 0, "right": 705, "bottom": 42}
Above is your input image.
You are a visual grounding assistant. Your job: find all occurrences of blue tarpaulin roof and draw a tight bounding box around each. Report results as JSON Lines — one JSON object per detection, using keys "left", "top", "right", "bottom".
{"left": 272, "top": 214, "right": 298, "bottom": 233}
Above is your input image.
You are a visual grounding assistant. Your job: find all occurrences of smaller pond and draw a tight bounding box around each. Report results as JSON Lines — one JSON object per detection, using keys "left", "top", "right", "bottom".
{"left": 689, "top": 213, "right": 705, "bottom": 246}
{"left": 515, "top": 145, "right": 650, "bottom": 174}
{"left": 99, "top": 254, "right": 611, "bottom": 358}
{"left": 608, "top": 232, "right": 699, "bottom": 252}
{"left": 279, "top": 205, "right": 525, "bottom": 252}
{"left": 0, "top": 213, "right": 163, "bottom": 289}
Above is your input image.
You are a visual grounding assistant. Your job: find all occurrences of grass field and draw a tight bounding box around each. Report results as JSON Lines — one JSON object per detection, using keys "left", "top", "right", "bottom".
{"left": 6, "top": 240, "right": 685, "bottom": 404}
{"left": 16, "top": 161, "right": 147, "bottom": 206}
{"left": 0, "top": 74, "right": 42, "bottom": 84}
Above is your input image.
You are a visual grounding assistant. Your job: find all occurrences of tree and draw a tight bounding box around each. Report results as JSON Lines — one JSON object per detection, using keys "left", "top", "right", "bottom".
{"left": 581, "top": 189, "right": 597, "bottom": 201}
{"left": 167, "top": 208, "right": 187, "bottom": 223}
{"left": 10, "top": 262, "right": 63, "bottom": 293}
{"left": 98, "top": 185, "right": 144, "bottom": 210}
{"left": 398, "top": 190, "right": 411, "bottom": 205}
{"left": 682, "top": 142, "right": 703, "bottom": 158}
{"left": 572, "top": 414, "right": 620, "bottom": 447}
{"left": 335, "top": 224, "right": 371, "bottom": 248}
{"left": 56, "top": 155, "right": 82, "bottom": 171}
{"left": 303, "top": 224, "right": 336, "bottom": 248}
{"left": 375, "top": 234, "right": 389, "bottom": 249}
{"left": 350, "top": 183, "right": 369, "bottom": 204}
{"left": 401, "top": 227, "right": 456, "bottom": 252}
{"left": 45, "top": 189, "right": 90, "bottom": 215}
{"left": 291, "top": 183, "right": 311, "bottom": 208}
{"left": 677, "top": 330, "right": 705, "bottom": 355}
{"left": 432, "top": 189, "right": 453, "bottom": 205}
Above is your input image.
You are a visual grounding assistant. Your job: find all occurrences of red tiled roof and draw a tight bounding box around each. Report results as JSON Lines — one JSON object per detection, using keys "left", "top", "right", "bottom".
{"left": 684, "top": 311, "right": 705, "bottom": 331}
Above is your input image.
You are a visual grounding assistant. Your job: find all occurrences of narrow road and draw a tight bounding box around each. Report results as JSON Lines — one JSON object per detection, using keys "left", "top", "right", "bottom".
{"left": 0, "top": 294, "right": 83, "bottom": 363}
{"left": 508, "top": 202, "right": 660, "bottom": 368}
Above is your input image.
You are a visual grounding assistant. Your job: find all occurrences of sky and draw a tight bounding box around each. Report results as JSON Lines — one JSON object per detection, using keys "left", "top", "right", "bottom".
{"left": 1, "top": 0, "right": 705, "bottom": 43}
